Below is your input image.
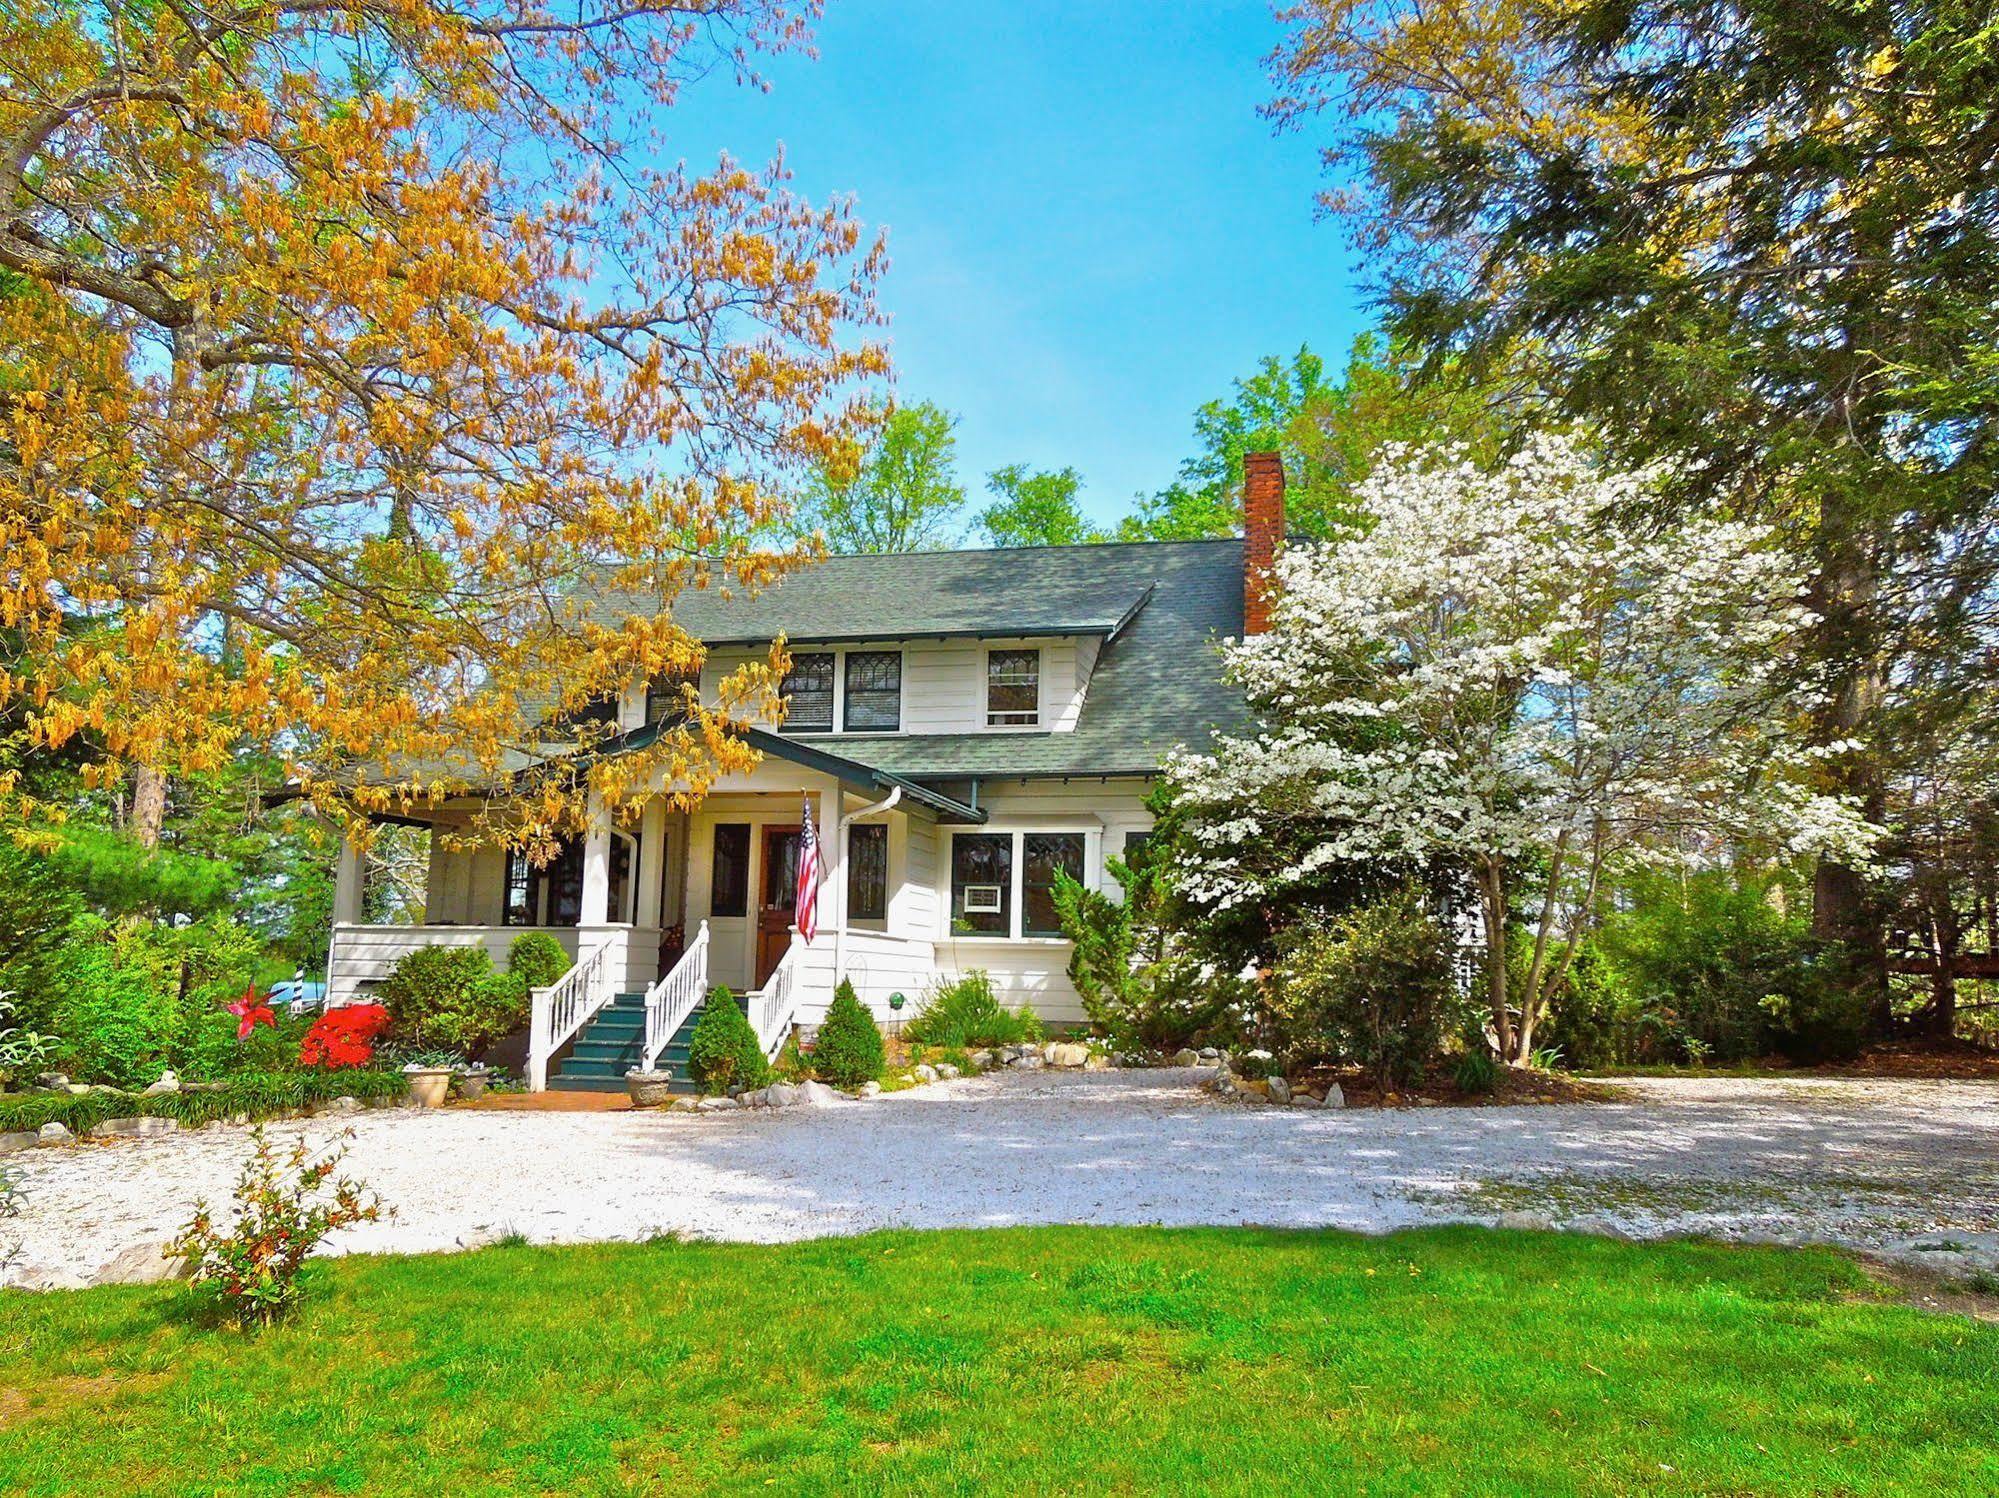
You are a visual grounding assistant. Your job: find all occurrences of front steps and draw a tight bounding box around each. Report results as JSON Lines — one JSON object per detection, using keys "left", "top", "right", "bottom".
{"left": 547, "top": 993, "right": 702, "bottom": 1094}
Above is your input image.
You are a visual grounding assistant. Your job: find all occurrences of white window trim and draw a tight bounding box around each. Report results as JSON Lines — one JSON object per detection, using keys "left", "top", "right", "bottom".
{"left": 941, "top": 827, "right": 1099, "bottom": 942}
{"left": 778, "top": 645, "right": 906, "bottom": 738}
{"left": 982, "top": 644, "right": 1044, "bottom": 731}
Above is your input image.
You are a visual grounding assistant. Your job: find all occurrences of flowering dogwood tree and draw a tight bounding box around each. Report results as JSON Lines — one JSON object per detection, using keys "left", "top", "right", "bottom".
{"left": 1169, "top": 435, "right": 1875, "bottom": 1063}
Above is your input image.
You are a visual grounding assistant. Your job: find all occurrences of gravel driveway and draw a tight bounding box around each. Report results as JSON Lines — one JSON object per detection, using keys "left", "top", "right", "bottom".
{"left": 9, "top": 1069, "right": 1999, "bottom": 1289}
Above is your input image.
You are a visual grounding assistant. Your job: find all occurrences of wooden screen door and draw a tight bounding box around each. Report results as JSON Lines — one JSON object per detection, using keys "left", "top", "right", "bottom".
{"left": 755, "top": 825, "right": 802, "bottom": 988}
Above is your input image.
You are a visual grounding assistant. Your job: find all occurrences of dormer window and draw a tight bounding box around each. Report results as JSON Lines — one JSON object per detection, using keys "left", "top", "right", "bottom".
{"left": 781, "top": 652, "right": 835, "bottom": 732}
{"left": 987, "top": 649, "right": 1040, "bottom": 726}
{"left": 843, "top": 651, "right": 902, "bottom": 732}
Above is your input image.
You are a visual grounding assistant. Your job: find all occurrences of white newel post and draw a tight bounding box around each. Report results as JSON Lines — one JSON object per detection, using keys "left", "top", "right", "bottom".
{"left": 527, "top": 988, "right": 553, "bottom": 1092}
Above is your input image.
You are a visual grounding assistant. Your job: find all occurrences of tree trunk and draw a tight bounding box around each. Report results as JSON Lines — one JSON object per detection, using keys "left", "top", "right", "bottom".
{"left": 131, "top": 765, "right": 167, "bottom": 849}
{"left": 1476, "top": 857, "right": 1513, "bottom": 1059}
{"left": 1807, "top": 510, "right": 1890, "bottom": 1034}
{"left": 1927, "top": 892, "right": 1961, "bottom": 1042}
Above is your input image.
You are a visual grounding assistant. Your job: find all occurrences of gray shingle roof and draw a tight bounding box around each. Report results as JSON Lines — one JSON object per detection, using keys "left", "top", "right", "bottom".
{"left": 664, "top": 549, "right": 1159, "bottom": 645}
{"left": 687, "top": 540, "right": 1252, "bottom": 781}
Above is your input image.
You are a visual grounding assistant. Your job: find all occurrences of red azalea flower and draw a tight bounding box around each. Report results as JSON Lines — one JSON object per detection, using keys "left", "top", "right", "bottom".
{"left": 227, "top": 982, "right": 277, "bottom": 1041}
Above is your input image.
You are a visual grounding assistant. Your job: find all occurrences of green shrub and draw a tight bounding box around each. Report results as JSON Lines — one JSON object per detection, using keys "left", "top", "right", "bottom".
{"left": 1536, "top": 940, "right": 1634, "bottom": 1071}
{"left": 507, "top": 932, "right": 570, "bottom": 992}
{"left": 377, "top": 945, "right": 520, "bottom": 1057}
{"left": 1453, "top": 1048, "right": 1499, "bottom": 1094}
{"left": 1051, "top": 866, "right": 1236, "bottom": 1052}
{"left": 1269, "top": 887, "right": 1463, "bottom": 1088}
{"left": 0, "top": 1068, "right": 409, "bottom": 1136}
{"left": 1593, "top": 871, "right": 1845, "bottom": 1065}
{"left": 685, "top": 986, "right": 769, "bottom": 1095}
{"left": 774, "top": 1031, "right": 812, "bottom": 1083}
{"left": 905, "top": 971, "right": 1042, "bottom": 1049}
{"left": 813, "top": 979, "right": 885, "bottom": 1087}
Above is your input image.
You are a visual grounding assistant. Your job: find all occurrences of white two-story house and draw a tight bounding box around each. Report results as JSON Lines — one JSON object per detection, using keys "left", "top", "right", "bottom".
{"left": 320, "top": 457, "right": 1285, "bottom": 1089}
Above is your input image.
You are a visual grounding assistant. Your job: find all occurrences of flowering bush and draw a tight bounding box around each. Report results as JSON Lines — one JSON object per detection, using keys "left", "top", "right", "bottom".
{"left": 298, "top": 1004, "right": 390, "bottom": 1069}
{"left": 170, "top": 1127, "right": 383, "bottom": 1329}
{"left": 1169, "top": 435, "right": 1878, "bottom": 1064}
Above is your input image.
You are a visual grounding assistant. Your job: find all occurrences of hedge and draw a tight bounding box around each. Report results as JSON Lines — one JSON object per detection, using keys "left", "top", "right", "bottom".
{"left": 0, "top": 1068, "right": 410, "bottom": 1135}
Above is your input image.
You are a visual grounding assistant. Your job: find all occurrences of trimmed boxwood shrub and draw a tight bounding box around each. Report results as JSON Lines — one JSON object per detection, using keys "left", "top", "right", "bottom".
{"left": 685, "top": 986, "right": 770, "bottom": 1096}
{"left": 507, "top": 932, "right": 570, "bottom": 992}
{"left": 378, "top": 945, "right": 525, "bottom": 1056}
{"left": 813, "top": 979, "right": 884, "bottom": 1087}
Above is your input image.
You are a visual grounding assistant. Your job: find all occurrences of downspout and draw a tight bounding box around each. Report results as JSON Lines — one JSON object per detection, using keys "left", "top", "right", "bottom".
{"left": 834, "top": 783, "right": 902, "bottom": 987}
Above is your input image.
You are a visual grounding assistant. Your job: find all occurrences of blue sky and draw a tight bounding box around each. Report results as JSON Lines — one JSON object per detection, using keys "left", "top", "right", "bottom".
{"left": 668, "top": 0, "right": 1372, "bottom": 529}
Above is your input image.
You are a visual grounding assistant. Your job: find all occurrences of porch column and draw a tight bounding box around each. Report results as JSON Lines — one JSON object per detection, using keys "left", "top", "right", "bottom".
{"left": 579, "top": 793, "right": 612, "bottom": 927}
{"left": 636, "top": 797, "right": 666, "bottom": 929}
{"left": 332, "top": 835, "right": 366, "bottom": 925}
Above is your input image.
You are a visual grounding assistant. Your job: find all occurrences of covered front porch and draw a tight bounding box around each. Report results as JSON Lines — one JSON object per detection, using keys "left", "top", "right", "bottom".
{"left": 324, "top": 728, "right": 979, "bottom": 1088}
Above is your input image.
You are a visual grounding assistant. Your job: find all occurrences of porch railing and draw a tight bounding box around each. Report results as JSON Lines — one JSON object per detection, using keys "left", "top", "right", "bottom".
{"left": 641, "top": 920, "right": 710, "bottom": 1074}
{"left": 748, "top": 931, "right": 804, "bottom": 1061}
{"left": 527, "top": 941, "right": 614, "bottom": 1091}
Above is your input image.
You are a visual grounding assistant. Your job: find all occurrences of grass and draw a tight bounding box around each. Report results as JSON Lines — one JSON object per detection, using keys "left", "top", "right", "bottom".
{"left": 1, "top": 1227, "right": 1995, "bottom": 1495}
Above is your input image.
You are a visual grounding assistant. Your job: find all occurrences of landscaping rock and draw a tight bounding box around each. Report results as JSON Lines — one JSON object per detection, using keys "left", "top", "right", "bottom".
{"left": 37, "top": 1122, "right": 73, "bottom": 1145}
{"left": 87, "top": 1116, "right": 179, "bottom": 1139}
{"left": 141, "top": 1070, "right": 181, "bottom": 1097}
{"left": 1267, "top": 1077, "right": 1292, "bottom": 1104}
{"left": 1171, "top": 1048, "right": 1200, "bottom": 1067}
{"left": 1197, "top": 1047, "right": 1221, "bottom": 1060}
{"left": 1291, "top": 1094, "right": 1323, "bottom": 1108}
{"left": 764, "top": 1083, "right": 803, "bottom": 1109}
{"left": 64, "top": 1083, "right": 93, "bottom": 1096}
{"left": 1045, "top": 1042, "right": 1091, "bottom": 1068}
{"left": 318, "top": 1096, "right": 362, "bottom": 1116}
{"left": 1083, "top": 1052, "right": 1112, "bottom": 1071}
{"left": 913, "top": 1063, "right": 940, "bottom": 1083}
{"left": 796, "top": 1080, "right": 843, "bottom": 1107}
{"left": 668, "top": 1095, "right": 700, "bottom": 1112}
{"left": 1495, "top": 1210, "right": 1555, "bottom": 1232}
{"left": 967, "top": 1050, "right": 994, "bottom": 1072}
{"left": 34, "top": 1072, "right": 68, "bottom": 1091}
{"left": 91, "top": 1242, "right": 187, "bottom": 1288}
{"left": 0, "top": 1131, "right": 37, "bottom": 1156}
{"left": 696, "top": 1095, "right": 741, "bottom": 1112}
{"left": 1323, "top": 1083, "right": 1345, "bottom": 1109}
{"left": 1011, "top": 1054, "right": 1044, "bottom": 1071}
{"left": 859, "top": 1081, "right": 882, "bottom": 1098}
{"left": 936, "top": 1063, "right": 961, "bottom": 1080}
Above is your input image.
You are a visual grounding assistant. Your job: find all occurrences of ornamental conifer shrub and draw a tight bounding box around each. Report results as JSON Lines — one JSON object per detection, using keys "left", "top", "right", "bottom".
{"left": 812, "top": 979, "right": 884, "bottom": 1087}
{"left": 685, "top": 985, "right": 769, "bottom": 1095}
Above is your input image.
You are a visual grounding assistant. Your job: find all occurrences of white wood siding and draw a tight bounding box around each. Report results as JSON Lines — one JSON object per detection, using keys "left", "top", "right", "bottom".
{"left": 699, "top": 636, "right": 1091, "bottom": 737}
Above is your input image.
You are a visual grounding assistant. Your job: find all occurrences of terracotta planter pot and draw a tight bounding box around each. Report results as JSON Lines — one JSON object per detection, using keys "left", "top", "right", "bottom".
{"left": 626, "top": 1070, "right": 675, "bottom": 1108}
{"left": 457, "top": 1072, "right": 490, "bottom": 1101}
{"left": 406, "top": 1067, "right": 453, "bottom": 1108}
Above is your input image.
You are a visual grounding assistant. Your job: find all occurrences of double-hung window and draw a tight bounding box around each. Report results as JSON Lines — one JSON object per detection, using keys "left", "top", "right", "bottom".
{"left": 986, "top": 649, "right": 1040, "bottom": 726}
{"left": 949, "top": 830, "right": 1086, "bottom": 938}
{"left": 781, "top": 652, "right": 835, "bottom": 732}
{"left": 843, "top": 651, "right": 902, "bottom": 731}
{"left": 847, "top": 822, "right": 888, "bottom": 922}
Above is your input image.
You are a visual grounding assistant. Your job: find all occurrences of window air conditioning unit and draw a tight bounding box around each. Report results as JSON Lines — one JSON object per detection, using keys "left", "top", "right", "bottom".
{"left": 962, "top": 885, "right": 1003, "bottom": 914}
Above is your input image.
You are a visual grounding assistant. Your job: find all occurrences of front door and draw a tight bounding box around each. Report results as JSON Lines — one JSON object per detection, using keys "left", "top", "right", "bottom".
{"left": 756, "top": 825, "right": 802, "bottom": 988}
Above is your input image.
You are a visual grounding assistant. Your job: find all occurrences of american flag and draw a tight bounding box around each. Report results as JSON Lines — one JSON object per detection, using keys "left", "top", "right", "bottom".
{"left": 795, "top": 793, "right": 820, "bottom": 942}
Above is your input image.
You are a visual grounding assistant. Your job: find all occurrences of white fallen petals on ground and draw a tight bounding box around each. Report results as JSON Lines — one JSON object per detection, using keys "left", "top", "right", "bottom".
{"left": 8, "top": 1071, "right": 1998, "bottom": 1290}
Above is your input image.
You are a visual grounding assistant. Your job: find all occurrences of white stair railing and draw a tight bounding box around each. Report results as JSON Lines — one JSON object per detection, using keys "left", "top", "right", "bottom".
{"left": 641, "top": 921, "right": 710, "bottom": 1073}
{"left": 748, "top": 931, "right": 804, "bottom": 1061}
{"left": 527, "top": 942, "right": 614, "bottom": 1092}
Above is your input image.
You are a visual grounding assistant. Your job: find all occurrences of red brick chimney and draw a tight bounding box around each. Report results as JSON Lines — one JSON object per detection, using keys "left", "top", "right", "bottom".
{"left": 1242, "top": 450, "right": 1285, "bottom": 634}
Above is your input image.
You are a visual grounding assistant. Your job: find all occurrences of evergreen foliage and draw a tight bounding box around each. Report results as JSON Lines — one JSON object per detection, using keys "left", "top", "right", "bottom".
{"left": 685, "top": 986, "right": 770, "bottom": 1095}
{"left": 812, "top": 979, "right": 885, "bottom": 1087}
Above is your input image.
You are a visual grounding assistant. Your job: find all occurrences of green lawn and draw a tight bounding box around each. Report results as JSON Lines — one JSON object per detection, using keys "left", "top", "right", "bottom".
{"left": 2, "top": 1227, "right": 1994, "bottom": 1495}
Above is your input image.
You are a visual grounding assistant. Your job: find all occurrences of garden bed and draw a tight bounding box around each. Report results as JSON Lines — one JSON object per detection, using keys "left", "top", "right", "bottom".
{"left": 0, "top": 1070, "right": 409, "bottom": 1137}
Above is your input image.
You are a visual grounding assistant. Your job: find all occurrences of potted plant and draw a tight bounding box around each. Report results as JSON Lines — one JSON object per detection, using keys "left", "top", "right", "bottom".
{"left": 457, "top": 1063, "right": 492, "bottom": 1101}
{"left": 625, "top": 1067, "right": 674, "bottom": 1108}
{"left": 400, "top": 1051, "right": 458, "bottom": 1107}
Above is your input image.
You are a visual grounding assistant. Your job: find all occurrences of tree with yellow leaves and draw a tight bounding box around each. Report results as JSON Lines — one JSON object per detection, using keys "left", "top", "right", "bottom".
{"left": 1, "top": 0, "right": 887, "bottom": 850}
